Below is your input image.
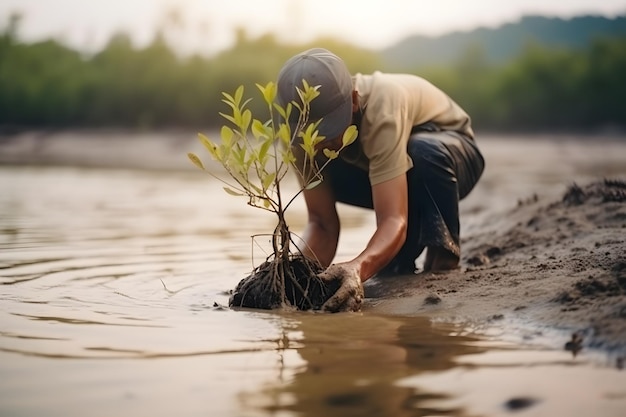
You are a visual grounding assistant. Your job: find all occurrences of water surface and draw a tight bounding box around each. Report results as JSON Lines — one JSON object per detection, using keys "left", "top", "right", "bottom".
{"left": 1, "top": 136, "right": 625, "bottom": 416}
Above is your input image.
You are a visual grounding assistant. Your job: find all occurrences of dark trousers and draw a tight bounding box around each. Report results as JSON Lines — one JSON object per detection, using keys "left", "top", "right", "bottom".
{"left": 325, "top": 130, "right": 485, "bottom": 268}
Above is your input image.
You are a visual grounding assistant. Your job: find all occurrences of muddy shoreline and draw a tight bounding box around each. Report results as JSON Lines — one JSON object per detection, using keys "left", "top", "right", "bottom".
{"left": 365, "top": 179, "right": 626, "bottom": 361}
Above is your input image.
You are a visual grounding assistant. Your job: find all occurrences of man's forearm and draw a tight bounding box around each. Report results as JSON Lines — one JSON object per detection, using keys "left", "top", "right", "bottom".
{"left": 301, "top": 221, "right": 339, "bottom": 268}
{"left": 351, "top": 216, "right": 407, "bottom": 281}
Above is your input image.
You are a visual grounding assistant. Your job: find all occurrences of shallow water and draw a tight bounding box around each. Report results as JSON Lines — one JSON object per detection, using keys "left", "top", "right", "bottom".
{"left": 1, "top": 135, "right": 626, "bottom": 416}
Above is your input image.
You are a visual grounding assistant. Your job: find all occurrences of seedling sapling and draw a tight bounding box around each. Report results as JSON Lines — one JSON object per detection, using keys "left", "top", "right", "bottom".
{"left": 188, "top": 81, "right": 357, "bottom": 310}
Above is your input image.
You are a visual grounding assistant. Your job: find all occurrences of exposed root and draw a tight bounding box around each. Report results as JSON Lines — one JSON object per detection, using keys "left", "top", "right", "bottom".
{"left": 229, "top": 254, "right": 340, "bottom": 310}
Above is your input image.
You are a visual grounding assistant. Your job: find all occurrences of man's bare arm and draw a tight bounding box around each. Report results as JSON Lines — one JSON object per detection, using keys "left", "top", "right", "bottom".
{"left": 350, "top": 174, "right": 408, "bottom": 281}
{"left": 319, "top": 174, "right": 408, "bottom": 312}
{"left": 299, "top": 179, "right": 340, "bottom": 268}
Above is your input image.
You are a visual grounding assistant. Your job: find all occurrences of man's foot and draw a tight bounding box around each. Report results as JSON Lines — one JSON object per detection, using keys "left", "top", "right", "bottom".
{"left": 423, "top": 247, "right": 459, "bottom": 272}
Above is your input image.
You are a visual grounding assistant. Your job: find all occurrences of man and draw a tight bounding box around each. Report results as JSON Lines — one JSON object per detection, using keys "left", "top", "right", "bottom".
{"left": 277, "top": 48, "right": 484, "bottom": 312}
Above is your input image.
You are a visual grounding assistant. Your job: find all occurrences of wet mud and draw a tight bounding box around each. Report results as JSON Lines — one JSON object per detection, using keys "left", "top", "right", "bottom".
{"left": 366, "top": 179, "right": 626, "bottom": 356}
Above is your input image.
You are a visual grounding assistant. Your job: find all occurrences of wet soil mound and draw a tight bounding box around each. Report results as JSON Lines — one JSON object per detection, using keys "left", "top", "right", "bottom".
{"left": 466, "top": 179, "right": 626, "bottom": 267}
{"left": 366, "top": 179, "right": 626, "bottom": 354}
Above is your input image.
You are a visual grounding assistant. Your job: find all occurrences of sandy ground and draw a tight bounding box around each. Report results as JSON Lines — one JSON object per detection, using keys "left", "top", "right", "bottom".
{"left": 365, "top": 179, "right": 626, "bottom": 358}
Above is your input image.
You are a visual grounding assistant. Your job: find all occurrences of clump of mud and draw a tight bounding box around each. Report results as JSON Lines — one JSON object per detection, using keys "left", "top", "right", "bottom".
{"left": 562, "top": 178, "right": 626, "bottom": 206}
{"left": 229, "top": 255, "right": 340, "bottom": 310}
{"left": 467, "top": 178, "right": 626, "bottom": 267}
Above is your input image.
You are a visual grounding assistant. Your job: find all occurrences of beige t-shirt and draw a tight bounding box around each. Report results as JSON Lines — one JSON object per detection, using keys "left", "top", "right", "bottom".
{"left": 341, "top": 71, "right": 474, "bottom": 185}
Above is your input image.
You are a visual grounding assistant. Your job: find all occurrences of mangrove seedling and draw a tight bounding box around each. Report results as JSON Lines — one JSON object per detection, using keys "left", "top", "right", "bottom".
{"left": 188, "top": 81, "right": 357, "bottom": 310}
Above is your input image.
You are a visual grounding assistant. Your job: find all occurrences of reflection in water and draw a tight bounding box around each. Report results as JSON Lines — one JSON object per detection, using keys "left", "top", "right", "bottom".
{"left": 241, "top": 313, "right": 486, "bottom": 417}
{"left": 241, "top": 313, "right": 626, "bottom": 417}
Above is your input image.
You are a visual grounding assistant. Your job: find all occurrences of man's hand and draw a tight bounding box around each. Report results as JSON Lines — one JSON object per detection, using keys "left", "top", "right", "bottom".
{"left": 318, "top": 263, "right": 364, "bottom": 312}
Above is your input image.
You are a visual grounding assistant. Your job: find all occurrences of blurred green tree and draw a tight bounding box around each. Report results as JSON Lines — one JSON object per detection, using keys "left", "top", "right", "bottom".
{"left": 0, "top": 13, "right": 625, "bottom": 133}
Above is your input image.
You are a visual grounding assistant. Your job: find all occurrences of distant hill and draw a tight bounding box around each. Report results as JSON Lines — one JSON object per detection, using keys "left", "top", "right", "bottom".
{"left": 381, "top": 14, "right": 626, "bottom": 69}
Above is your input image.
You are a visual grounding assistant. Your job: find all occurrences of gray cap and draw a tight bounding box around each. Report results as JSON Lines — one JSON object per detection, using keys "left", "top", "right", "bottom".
{"left": 277, "top": 48, "right": 353, "bottom": 141}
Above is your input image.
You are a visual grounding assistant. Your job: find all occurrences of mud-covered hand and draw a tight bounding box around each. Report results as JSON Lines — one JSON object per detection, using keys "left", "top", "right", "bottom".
{"left": 318, "top": 263, "right": 364, "bottom": 312}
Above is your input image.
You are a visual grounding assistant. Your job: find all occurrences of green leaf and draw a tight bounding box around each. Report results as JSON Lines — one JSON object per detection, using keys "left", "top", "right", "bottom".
{"left": 234, "top": 85, "right": 244, "bottom": 106}
{"left": 223, "top": 186, "right": 245, "bottom": 196}
{"left": 300, "top": 142, "right": 315, "bottom": 159}
{"left": 282, "top": 152, "right": 296, "bottom": 164}
{"left": 285, "top": 102, "right": 293, "bottom": 120}
{"left": 342, "top": 125, "right": 358, "bottom": 147}
{"left": 255, "top": 82, "right": 266, "bottom": 98}
{"left": 222, "top": 91, "right": 235, "bottom": 104}
{"left": 299, "top": 123, "right": 320, "bottom": 158}
{"left": 241, "top": 109, "right": 252, "bottom": 132}
{"left": 277, "top": 123, "right": 291, "bottom": 145}
{"left": 305, "top": 179, "right": 322, "bottom": 190}
{"left": 234, "top": 146, "right": 246, "bottom": 166}
{"left": 221, "top": 98, "right": 238, "bottom": 113}
{"left": 220, "top": 126, "right": 234, "bottom": 146}
{"left": 273, "top": 102, "right": 287, "bottom": 119}
{"left": 187, "top": 152, "right": 205, "bottom": 170}
{"left": 257, "top": 83, "right": 275, "bottom": 107}
{"left": 197, "top": 132, "right": 215, "bottom": 152}
{"left": 219, "top": 112, "right": 237, "bottom": 126}
{"left": 323, "top": 148, "right": 339, "bottom": 160}
{"left": 213, "top": 147, "right": 223, "bottom": 161}
{"left": 251, "top": 119, "right": 266, "bottom": 139}
{"left": 291, "top": 100, "right": 302, "bottom": 115}
{"left": 300, "top": 80, "right": 320, "bottom": 102}
{"left": 258, "top": 137, "right": 272, "bottom": 163}
{"left": 233, "top": 108, "right": 242, "bottom": 127}
{"left": 263, "top": 82, "right": 277, "bottom": 104}
{"left": 262, "top": 172, "right": 276, "bottom": 191}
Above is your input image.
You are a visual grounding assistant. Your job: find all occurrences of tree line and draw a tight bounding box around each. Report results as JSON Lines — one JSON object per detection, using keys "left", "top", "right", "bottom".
{"left": 1, "top": 15, "right": 624, "bottom": 133}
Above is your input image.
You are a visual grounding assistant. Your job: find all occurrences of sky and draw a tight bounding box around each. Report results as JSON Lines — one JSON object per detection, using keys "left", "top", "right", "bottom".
{"left": 1, "top": 0, "right": 625, "bottom": 55}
